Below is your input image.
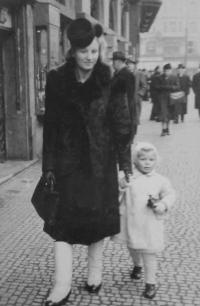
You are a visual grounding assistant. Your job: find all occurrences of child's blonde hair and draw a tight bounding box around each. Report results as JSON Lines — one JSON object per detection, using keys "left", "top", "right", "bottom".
{"left": 132, "top": 142, "right": 159, "bottom": 165}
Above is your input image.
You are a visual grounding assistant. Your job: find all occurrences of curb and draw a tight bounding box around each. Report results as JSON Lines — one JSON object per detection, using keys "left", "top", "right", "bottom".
{"left": 0, "top": 159, "right": 39, "bottom": 186}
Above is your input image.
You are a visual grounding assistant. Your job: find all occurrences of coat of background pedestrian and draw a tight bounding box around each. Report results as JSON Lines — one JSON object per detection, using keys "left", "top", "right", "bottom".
{"left": 112, "top": 52, "right": 136, "bottom": 141}
{"left": 149, "top": 66, "right": 161, "bottom": 121}
{"left": 177, "top": 64, "right": 191, "bottom": 122}
{"left": 192, "top": 68, "right": 200, "bottom": 117}
{"left": 126, "top": 58, "right": 147, "bottom": 135}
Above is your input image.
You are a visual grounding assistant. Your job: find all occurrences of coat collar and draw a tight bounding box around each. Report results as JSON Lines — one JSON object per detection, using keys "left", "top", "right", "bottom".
{"left": 131, "top": 168, "right": 156, "bottom": 180}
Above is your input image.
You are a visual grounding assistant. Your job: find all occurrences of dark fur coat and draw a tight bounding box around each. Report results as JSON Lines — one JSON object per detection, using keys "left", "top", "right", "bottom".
{"left": 42, "top": 59, "right": 132, "bottom": 245}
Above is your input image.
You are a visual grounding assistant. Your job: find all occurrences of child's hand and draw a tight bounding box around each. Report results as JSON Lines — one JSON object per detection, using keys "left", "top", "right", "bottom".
{"left": 153, "top": 202, "right": 167, "bottom": 215}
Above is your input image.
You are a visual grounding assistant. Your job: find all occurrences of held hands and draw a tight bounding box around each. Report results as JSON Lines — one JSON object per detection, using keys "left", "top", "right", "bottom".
{"left": 119, "top": 169, "right": 131, "bottom": 189}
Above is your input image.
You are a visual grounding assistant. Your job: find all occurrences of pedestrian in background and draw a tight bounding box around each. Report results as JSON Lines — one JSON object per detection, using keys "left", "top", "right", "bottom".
{"left": 157, "top": 63, "right": 180, "bottom": 136}
{"left": 176, "top": 64, "right": 191, "bottom": 123}
{"left": 42, "top": 18, "right": 132, "bottom": 306}
{"left": 126, "top": 58, "right": 147, "bottom": 136}
{"left": 192, "top": 65, "right": 200, "bottom": 119}
{"left": 115, "top": 142, "right": 175, "bottom": 299}
{"left": 149, "top": 66, "right": 162, "bottom": 121}
{"left": 112, "top": 51, "right": 136, "bottom": 142}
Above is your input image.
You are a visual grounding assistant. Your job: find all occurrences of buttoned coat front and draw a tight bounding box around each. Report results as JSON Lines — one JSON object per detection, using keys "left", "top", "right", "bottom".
{"left": 42, "top": 59, "right": 132, "bottom": 245}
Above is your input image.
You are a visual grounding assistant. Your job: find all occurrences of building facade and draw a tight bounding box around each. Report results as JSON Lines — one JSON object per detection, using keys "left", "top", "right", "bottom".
{"left": 139, "top": 0, "right": 200, "bottom": 70}
{"left": 0, "top": 0, "right": 161, "bottom": 161}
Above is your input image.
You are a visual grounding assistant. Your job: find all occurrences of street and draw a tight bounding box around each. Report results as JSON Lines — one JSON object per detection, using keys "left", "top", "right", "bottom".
{"left": 0, "top": 95, "right": 200, "bottom": 306}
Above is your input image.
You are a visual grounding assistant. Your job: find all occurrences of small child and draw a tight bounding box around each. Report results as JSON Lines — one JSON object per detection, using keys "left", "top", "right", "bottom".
{"left": 116, "top": 142, "right": 175, "bottom": 299}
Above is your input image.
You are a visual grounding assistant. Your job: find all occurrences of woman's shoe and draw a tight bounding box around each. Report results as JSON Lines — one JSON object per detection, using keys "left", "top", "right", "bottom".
{"left": 44, "top": 290, "right": 71, "bottom": 306}
{"left": 130, "top": 266, "right": 142, "bottom": 280}
{"left": 143, "top": 283, "right": 156, "bottom": 299}
{"left": 85, "top": 283, "right": 102, "bottom": 293}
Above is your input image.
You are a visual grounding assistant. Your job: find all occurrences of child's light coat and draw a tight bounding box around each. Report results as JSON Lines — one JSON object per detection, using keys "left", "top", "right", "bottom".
{"left": 115, "top": 169, "right": 175, "bottom": 252}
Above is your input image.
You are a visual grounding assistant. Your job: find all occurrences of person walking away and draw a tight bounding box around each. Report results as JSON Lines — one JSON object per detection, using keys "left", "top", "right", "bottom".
{"left": 115, "top": 142, "right": 175, "bottom": 299}
{"left": 192, "top": 65, "right": 200, "bottom": 119}
{"left": 157, "top": 63, "right": 180, "bottom": 136}
{"left": 177, "top": 64, "right": 191, "bottom": 122}
{"left": 126, "top": 58, "right": 147, "bottom": 135}
{"left": 42, "top": 18, "right": 132, "bottom": 306}
{"left": 112, "top": 51, "right": 136, "bottom": 142}
{"left": 149, "top": 66, "right": 162, "bottom": 121}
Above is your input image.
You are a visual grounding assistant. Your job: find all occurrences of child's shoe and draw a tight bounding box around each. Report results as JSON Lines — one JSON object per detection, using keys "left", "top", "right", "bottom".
{"left": 160, "top": 129, "right": 166, "bottom": 136}
{"left": 143, "top": 283, "right": 157, "bottom": 299}
{"left": 130, "top": 266, "right": 142, "bottom": 280}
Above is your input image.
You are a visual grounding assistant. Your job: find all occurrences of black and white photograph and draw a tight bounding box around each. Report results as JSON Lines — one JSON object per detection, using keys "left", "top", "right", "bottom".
{"left": 0, "top": 0, "right": 199, "bottom": 305}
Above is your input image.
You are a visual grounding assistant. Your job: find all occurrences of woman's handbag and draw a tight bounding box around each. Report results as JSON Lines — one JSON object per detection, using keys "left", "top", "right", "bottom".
{"left": 31, "top": 176, "right": 59, "bottom": 225}
{"left": 169, "top": 91, "right": 185, "bottom": 105}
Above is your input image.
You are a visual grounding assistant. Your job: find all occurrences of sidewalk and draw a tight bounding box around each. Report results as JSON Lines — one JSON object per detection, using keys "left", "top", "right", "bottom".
{"left": 0, "top": 159, "right": 39, "bottom": 185}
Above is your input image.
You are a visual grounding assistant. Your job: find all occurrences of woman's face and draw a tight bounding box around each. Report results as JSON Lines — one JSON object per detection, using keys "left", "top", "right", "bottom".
{"left": 74, "top": 38, "right": 99, "bottom": 72}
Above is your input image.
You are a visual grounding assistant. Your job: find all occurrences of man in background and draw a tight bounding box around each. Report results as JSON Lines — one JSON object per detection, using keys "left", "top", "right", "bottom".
{"left": 112, "top": 51, "right": 136, "bottom": 142}
{"left": 192, "top": 65, "right": 200, "bottom": 119}
{"left": 126, "top": 58, "right": 147, "bottom": 135}
{"left": 176, "top": 64, "right": 191, "bottom": 123}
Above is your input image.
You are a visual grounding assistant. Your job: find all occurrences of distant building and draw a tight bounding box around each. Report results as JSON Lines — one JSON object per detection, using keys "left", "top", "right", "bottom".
{"left": 139, "top": 0, "right": 200, "bottom": 71}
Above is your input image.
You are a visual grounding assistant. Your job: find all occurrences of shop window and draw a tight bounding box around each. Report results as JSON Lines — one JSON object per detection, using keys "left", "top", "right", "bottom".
{"left": 109, "top": 0, "right": 115, "bottom": 30}
{"left": 146, "top": 41, "right": 156, "bottom": 55}
{"left": 35, "top": 26, "right": 48, "bottom": 117}
{"left": 187, "top": 41, "right": 195, "bottom": 54}
{"left": 91, "top": 0, "right": 99, "bottom": 19}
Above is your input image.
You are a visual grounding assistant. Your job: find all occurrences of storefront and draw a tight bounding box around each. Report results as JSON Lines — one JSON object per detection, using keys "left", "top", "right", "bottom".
{"left": 0, "top": 0, "right": 36, "bottom": 160}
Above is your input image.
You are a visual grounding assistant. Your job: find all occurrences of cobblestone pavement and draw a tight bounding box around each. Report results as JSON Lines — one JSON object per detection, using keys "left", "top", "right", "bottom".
{"left": 1, "top": 95, "right": 200, "bottom": 306}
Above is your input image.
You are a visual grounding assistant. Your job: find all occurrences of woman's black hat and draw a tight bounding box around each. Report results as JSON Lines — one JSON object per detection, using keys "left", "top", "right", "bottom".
{"left": 67, "top": 18, "right": 103, "bottom": 48}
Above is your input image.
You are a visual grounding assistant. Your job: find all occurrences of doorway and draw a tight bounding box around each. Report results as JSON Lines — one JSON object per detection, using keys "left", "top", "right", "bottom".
{"left": 0, "top": 42, "right": 6, "bottom": 161}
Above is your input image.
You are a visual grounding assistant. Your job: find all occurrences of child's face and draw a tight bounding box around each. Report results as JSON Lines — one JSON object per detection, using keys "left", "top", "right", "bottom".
{"left": 135, "top": 150, "right": 157, "bottom": 174}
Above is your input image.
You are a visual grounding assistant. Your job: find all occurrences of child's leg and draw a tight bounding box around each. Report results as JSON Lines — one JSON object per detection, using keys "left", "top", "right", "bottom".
{"left": 142, "top": 252, "right": 157, "bottom": 284}
{"left": 128, "top": 248, "right": 142, "bottom": 267}
{"left": 128, "top": 248, "right": 143, "bottom": 279}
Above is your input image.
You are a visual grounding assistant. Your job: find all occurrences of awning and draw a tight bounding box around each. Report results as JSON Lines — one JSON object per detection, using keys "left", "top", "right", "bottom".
{"left": 140, "top": 0, "right": 162, "bottom": 33}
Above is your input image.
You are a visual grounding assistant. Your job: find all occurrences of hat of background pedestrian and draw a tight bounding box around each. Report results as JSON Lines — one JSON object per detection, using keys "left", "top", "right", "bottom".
{"left": 177, "top": 64, "right": 185, "bottom": 69}
{"left": 112, "top": 51, "right": 126, "bottom": 61}
{"left": 67, "top": 18, "right": 103, "bottom": 48}
{"left": 163, "top": 63, "right": 172, "bottom": 70}
{"left": 126, "top": 57, "right": 137, "bottom": 64}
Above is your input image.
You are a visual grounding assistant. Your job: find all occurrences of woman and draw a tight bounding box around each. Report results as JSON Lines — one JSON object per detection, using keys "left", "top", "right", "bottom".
{"left": 42, "top": 18, "right": 132, "bottom": 305}
{"left": 157, "top": 63, "right": 180, "bottom": 136}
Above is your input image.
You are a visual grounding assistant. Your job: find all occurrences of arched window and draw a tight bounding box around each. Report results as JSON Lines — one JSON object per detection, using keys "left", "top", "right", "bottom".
{"left": 91, "top": 0, "right": 99, "bottom": 20}
{"left": 121, "top": 6, "right": 126, "bottom": 37}
{"left": 109, "top": 0, "right": 115, "bottom": 30}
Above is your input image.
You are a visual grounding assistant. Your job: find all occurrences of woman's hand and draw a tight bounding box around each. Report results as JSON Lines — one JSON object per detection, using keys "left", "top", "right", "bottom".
{"left": 44, "top": 171, "right": 56, "bottom": 191}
